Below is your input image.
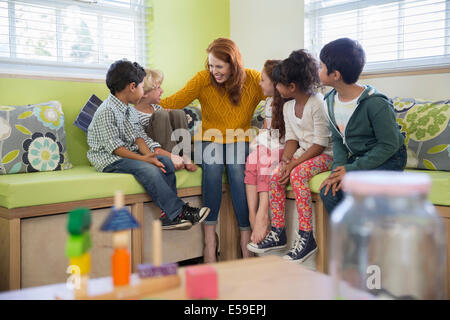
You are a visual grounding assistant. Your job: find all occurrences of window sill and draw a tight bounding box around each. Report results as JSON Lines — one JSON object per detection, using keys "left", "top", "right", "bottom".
{"left": 0, "top": 72, "right": 105, "bottom": 83}
{"left": 360, "top": 67, "right": 450, "bottom": 79}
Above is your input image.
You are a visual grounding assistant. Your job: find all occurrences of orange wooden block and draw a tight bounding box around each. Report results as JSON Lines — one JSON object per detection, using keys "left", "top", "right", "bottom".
{"left": 112, "top": 248, "right": 130, "bottom": 286}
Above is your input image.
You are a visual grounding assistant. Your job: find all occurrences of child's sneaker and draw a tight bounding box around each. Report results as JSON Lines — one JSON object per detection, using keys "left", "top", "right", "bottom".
{"left": 247, "top": 226, "right": 287, "bottom": 254}
{"left": 283, "top": 230, "right": 317, "bottom": 262}
{"left": 160, "top": 211, "right": 192, "bottom": 230}
{"left": 178, "top": 203, "right": 210, "bottom": 225}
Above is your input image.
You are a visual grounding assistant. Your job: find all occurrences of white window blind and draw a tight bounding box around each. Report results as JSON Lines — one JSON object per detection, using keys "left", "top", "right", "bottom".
{"left": 305, "top": 0, "right": 450, "bottom": 74}
{"left": 0, "top": 0, "right": 150, "bottom": 79}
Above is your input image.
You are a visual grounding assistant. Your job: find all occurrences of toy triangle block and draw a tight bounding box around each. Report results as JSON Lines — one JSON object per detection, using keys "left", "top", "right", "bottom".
{"left": 100, "top": 207, "right": 140, "bottom": 232}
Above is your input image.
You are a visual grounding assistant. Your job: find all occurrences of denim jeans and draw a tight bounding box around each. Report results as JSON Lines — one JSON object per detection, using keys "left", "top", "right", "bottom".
{"left": 194, "top": 141, "right": 250, "bottom": 230}
{"left": 320, "top": 144, "right": 407, "bottom": 215}
{"left": 103, "top": 155, "right": 185, "bottom": 220}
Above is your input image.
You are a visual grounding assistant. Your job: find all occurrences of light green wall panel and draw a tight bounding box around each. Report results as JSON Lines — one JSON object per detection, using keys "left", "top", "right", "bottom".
{"left": 149, "top": 0, "right": 230, "bottom": 95}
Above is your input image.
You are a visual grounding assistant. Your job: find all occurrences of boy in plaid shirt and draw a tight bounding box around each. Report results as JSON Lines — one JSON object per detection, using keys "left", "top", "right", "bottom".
{"left": 87, "top": 59, "right": 210, "bottom": 230}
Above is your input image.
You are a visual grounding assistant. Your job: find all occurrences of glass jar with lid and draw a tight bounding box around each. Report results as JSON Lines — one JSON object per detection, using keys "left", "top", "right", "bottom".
{"left": 329, "top": 171, "right": 447, "bottom": 299}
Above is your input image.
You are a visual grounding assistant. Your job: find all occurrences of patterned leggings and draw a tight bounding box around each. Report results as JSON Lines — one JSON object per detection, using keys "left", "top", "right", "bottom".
{"left": 269, "top": 154, "right": 333, "bottom": 232}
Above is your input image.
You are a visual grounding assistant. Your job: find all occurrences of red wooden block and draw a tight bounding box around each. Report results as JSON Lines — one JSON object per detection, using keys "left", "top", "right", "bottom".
{"left": 185, "top": 265, "right": 218, "bottom": 299}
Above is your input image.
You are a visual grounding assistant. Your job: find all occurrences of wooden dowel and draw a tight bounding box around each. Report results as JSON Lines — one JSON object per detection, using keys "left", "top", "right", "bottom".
{"left": 153, "top": 220, "right": 162, "bottom": 267}
{"left": 114, "top": 190, "right": 124, "bottom": 209}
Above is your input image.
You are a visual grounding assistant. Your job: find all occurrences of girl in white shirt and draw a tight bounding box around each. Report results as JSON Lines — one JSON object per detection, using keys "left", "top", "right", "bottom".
{"left": 244, "top": 60, "right": 289, "bottom": 245}
{"left": 247, "top": 50, "right": 333, "bottom": 262}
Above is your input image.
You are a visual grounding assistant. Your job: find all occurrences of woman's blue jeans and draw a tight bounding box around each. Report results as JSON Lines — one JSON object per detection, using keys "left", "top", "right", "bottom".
{"left": 194, "top": 141, "right": 250, "bottom": 230}
{"left": 320, "top": 144, "right": 407, "bottom": 215}
{"left": 103, "top": 155, "right": 185, "bottom": 220}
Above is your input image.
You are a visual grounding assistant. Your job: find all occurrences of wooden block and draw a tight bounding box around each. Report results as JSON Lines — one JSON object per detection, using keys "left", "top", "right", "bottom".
{"left": 74, "top": 274, "right": 181, "bottom": 300}
{"left": 65, "top": 232, "right": 92, "bottom": 258}
{"left": 112, "top": 248, "right": 130, "bottom": 286}
{"left": 67, "top": 207, "right": 91, "bottom": 235}
{"left": 185, "top": 265, "right": 218, "bottom": 299}
{"left": 69, "top": 252, "right": 91, "bottom": 275}
{"left": 152, "top": 220, "right": 162, "bottom": 267}
{"left": 137, "top": 263, "right": 177, "bottom": 278}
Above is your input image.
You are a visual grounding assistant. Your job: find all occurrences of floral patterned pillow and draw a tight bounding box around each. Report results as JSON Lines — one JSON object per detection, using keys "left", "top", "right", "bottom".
{"left": 392, "top": 97, "right": 450, "bottom": 171}
{"left": 0, "top": 101, "right": 72, "bottom": 174}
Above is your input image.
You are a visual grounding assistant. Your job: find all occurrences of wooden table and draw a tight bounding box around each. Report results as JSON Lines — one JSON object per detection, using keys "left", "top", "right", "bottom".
{"left": 0, "top": 255, "right": 373, "bottom": 300}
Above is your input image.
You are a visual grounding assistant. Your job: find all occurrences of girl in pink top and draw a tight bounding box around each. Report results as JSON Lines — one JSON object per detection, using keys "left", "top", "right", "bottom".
{"left": 244, "top": 60, "right": 288, "bottom": 244}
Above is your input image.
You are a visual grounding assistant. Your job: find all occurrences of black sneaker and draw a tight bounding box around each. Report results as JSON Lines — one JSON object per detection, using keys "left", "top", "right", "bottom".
{"left": 246, "top": 226, "right": 287, "bottom": 254}
{"left": 178, "top": 203, "right": 210, "bottom": 225}
{"left": 283, "top": 230, "right": 317, "bottom": 262}
{"left": 160, "top": 212, "right": 192, "bottom": 230}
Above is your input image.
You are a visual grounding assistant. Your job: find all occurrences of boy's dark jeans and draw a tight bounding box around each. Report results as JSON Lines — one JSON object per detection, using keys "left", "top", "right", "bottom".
{"left": 320, "top": 144, "right": 407, "bottom": 215}
{"left": 103, "top": 155, "right": 185, "bottom": 220}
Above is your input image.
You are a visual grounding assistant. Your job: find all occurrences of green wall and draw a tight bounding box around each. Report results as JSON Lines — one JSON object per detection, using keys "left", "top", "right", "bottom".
{"left": 149, "top": 0, "right": 230, "bottom": 95}
{"left": 0, "top": 0, "right": 230, "bottom": 165}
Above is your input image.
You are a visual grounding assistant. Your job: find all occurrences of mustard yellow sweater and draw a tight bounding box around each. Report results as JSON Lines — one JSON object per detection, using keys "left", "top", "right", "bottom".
{"left": 160, "top": 69, "right": 264, "bottom": 143}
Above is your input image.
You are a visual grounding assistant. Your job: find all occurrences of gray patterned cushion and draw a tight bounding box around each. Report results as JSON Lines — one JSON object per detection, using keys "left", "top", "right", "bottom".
{"left": 0, "top": 101, "right": 72, "bottom": 174}
{"left": 392, "top": 97, "right": 450, "bottom": 171}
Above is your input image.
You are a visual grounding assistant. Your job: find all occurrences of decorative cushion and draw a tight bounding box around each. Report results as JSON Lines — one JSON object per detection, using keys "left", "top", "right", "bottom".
{"left": 251, "top": 100, "right": 266, "bottom": 132}
{"left": 183, "top": 101, "right": 202, "bottom": 137}
{"left": 74, "top": 94, "right": 103, "bottom": 133}
{"left": 0, "top": 101, "right": 72, "bottom": 174}
{"left": 392, "top": 97, "right": 450, "bottom": 171}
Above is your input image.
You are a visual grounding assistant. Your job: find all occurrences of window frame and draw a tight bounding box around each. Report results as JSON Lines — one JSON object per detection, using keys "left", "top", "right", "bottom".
{"left": 0, "top": 0, "right": 149, "bottom": 80}
{"left": 304, "top": 0, "right": 450, "bottom": 75}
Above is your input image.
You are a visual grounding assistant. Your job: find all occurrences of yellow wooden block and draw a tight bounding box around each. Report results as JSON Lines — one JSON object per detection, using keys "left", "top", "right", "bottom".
{"left": 69, "top": 252, "right": 91, "bottom": 275}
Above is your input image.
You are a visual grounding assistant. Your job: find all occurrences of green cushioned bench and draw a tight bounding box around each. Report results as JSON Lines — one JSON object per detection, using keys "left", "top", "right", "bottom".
{"left": 287, "top": 169, "right": 450, "bottom": 206}
{"left": 0, "top": 165, "right": 204, "bottom": 209}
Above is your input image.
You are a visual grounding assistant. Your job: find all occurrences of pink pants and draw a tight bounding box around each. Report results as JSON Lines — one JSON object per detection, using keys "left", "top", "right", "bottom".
{"left": 244, "top": 145, "right": 284, "bottom": 193}
{"left": 269, "top": 154, "right": 333, "bottom": 232}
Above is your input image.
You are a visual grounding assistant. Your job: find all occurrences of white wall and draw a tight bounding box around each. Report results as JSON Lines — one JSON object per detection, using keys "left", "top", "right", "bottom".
{"left": 230, "top": 0, "right": 450, "bottom": 100}
{"left": 360, "top": 73, "right": 450, "bottom": 101}
{"left": 230, "top": 0, "right": 304, "bottom": 70}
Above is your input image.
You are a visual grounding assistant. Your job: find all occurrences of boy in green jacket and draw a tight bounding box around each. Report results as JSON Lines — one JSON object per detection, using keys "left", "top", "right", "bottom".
{"left": 319, "top": 38, "right": 407, "bottom": 214}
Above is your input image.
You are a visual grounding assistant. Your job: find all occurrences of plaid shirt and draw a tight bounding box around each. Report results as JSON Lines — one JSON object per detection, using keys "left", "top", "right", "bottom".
{"left": 87, "top": 94, "right": 161, "bottom": 172}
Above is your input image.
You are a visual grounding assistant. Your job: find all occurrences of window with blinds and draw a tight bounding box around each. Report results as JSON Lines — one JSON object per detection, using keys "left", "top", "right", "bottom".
{"left": 305, "top": 0, "right": 450, "bottom": 74}
{"left": 0, "top": 0, "right": 150, "bottom": 79}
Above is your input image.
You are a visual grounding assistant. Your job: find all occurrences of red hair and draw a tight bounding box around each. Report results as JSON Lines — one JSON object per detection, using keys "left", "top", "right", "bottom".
{"left": 205, "top": 38, "right": 246, "bottom": 105}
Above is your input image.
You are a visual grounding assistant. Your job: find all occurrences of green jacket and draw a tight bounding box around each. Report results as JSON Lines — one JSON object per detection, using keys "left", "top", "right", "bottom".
{"left": 324, "top": 85, "right": 404, "bottom": 171}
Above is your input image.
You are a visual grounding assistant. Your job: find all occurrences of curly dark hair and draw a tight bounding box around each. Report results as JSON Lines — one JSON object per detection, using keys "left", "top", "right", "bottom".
{"left": 272, "top": 49, "right": 321, "bottom": 96}
{"left": 106, "top": 59, "right": 146, "bottom": 95}
{"left": 262, "top": 60, "right": 288, "bottom": 141}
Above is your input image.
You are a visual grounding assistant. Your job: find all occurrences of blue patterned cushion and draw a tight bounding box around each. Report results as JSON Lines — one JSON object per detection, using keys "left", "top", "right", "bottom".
{"left": 74, "top": 94, "right": 103, "bottom": 133}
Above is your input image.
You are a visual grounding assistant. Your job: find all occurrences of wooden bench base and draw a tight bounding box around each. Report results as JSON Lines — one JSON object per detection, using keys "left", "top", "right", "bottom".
{"left": 0, "top": 187, "right": 214, "bottom": 291}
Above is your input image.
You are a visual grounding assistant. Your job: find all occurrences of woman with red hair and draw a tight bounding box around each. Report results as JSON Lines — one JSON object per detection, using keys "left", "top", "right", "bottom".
{"left": 160, "top": 38, "right": 265, "bottom": 263}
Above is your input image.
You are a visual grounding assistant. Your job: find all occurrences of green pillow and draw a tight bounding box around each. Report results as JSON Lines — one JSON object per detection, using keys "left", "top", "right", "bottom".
{"left": 392, "top": 97, "right": 450, "bottom": 171}
{"left": 0, "top": 101, "right": 72, "bottom": 174}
